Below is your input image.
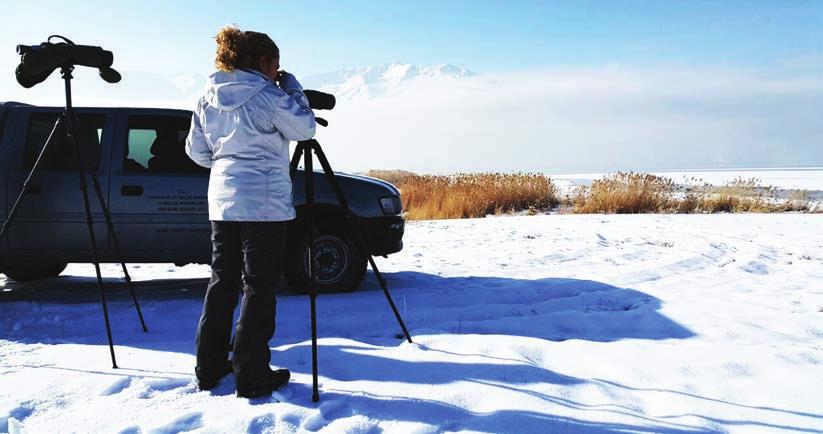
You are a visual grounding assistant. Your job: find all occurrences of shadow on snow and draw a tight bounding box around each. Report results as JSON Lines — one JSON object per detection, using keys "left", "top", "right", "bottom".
{"left": 1, "top": 272, "right": 819, "bottom": 433}
{"left": 1, "top": 270, "right": 694, "bottom": 344}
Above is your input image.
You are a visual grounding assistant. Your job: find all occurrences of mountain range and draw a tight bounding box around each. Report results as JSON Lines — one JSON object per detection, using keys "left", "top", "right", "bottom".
{"left": 156, "top": 62, "right": 475, "bottom": 103}
{"left": 298, "top": 63, "right": 474, "bottom": 100}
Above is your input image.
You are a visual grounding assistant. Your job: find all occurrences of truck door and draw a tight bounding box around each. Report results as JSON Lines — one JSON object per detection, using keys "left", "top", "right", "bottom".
{"left": 107, "top": 110, "right": 210, "bottom": 262}
{"left": 5, "top": 107, "right": 112, "bottom": 252}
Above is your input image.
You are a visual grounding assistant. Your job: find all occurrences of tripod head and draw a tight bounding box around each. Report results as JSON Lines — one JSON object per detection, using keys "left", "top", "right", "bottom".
{"left": 15, "top": 35, "right": 121, "bottom": 88}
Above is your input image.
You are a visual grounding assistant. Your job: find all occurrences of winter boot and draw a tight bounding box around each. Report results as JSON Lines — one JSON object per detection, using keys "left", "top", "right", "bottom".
{"left": 197, "top": 359, "right": 233, "bottom": 391}
{"left": 236, "top": 368, "right": 290, "bottom": 398}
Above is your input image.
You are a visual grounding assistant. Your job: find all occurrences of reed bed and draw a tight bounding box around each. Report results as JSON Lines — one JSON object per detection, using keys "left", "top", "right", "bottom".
{"left": 572, "top": 172, "right": 676, "bottom": 214}
{"left": 363, "top": 170, "right": 815, "bottom": 219}
{"left": 365, "top": 171, "right": 559, "bottom": 220}
{"left": 572, "top": 173, "right": 812, "bottom": 214}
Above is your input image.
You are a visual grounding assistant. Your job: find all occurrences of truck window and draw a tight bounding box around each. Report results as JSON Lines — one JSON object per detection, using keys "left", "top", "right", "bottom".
{"left": 23, "top": 113, "right": 105, "bottom": 171}
{"left": 124, "top": 115, "right": 207, "bottom": 174}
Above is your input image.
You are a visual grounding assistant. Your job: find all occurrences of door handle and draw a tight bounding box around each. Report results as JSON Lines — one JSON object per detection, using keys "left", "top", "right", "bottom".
{"left": 121, "top": 185, "right": 144, "bottom": 196}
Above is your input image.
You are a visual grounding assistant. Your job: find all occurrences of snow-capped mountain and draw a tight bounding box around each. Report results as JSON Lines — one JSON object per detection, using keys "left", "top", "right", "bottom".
{"left": 300, "top": 62, "right": 474, "bottom": 100}
{"left": 154, "top": 63, "right": 474, "bottom": 105}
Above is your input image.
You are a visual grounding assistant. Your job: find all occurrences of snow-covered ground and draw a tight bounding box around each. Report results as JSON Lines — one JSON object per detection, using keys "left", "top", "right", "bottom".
{"left": 1, "top": 214, "right": 822, "bottom": 433}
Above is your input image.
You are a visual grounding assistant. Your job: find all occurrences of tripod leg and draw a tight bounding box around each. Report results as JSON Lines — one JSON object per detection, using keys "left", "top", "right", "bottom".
{"left": 73, "top": 124, "right": 148, "bottom": 333}
{"left": 303, "top": 145, "right": 321, "bottom": 403}
{"left": 68, "top": 113, "right": 118, "bottom": 369}
{"left": 289, "top": 142, "right": 304, "bottom": 180}
{"left": 310, "top": 283, "right": 320, "bottom": 402}
{"left": 0, "top": 114, "right": 67, "bottom": 242}
{"left": 310, "top": 142, "right": 413, "bottom": 343}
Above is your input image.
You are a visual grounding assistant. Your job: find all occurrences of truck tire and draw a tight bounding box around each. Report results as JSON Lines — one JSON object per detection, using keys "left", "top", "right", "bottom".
{"left": 284, "top": 223, "right": 367, "bottom": 294}
{"left": 2, "top": 260, "right": 68, "bottom": 282}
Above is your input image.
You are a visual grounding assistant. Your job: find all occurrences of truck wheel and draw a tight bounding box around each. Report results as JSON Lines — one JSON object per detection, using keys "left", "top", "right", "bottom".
{"left": 2, "top": 260, "right": 68, "bottom": 282}
{"left": 284, "top": 224, "right": 367, "bottom": 294}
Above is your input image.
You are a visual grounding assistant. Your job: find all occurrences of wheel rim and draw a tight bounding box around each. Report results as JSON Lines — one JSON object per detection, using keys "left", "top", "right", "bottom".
{"left": 303, "top": 234, "right": 350, "bottom": 285}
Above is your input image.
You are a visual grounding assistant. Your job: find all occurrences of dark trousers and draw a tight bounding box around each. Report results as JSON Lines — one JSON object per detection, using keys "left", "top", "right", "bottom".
{"left": 195, "top": 220, "right": 288, "bottom": 383}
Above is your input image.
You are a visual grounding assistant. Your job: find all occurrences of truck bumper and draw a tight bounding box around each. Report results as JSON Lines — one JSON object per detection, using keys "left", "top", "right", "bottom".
{"left": 360, "top": 215, "right": 404, "bottom": 256}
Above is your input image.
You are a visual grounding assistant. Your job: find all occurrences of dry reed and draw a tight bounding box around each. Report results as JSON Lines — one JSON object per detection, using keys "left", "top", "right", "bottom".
{"left": 573, "top": 174, "right": 811, "bottom": 214}
{"left": 366, "top": 170, "right": 559, "bottom": 220}
{"left": 573, "top": 172, "right": 676, "bottom": 214}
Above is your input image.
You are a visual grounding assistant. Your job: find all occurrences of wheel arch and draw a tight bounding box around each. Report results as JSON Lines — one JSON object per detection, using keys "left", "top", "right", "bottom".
{"left": 293, "top": 203, "right": 347, "bottom": 228}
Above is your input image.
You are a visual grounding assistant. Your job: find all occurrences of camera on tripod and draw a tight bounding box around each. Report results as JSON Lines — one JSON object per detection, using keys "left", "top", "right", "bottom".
{"left": 15, "top": 35, "right": 121, "bottom": 88}
{"left": 289, "top": 92, "right": 412, "bottom": 402}
{"left": 2, "top": 35, "right": 145, "bottom": 369}
{"left": 303, "top": 90, "right": 336, "bottom": 111}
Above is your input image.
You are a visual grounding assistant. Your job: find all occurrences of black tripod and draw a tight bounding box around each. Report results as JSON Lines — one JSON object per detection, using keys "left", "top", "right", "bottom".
{"left": 290, "top": 137, "right": 413, "bottom": 402}
{"left": 0, "top": 64, "right": 148, "bottom": 368}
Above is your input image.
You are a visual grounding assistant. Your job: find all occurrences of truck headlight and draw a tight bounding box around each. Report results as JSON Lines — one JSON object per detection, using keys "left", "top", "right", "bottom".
{"left": 379, "top": 196, "right": 402, "bottom": 215}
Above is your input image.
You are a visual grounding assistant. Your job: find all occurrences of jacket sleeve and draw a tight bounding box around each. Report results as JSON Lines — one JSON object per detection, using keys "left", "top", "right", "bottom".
{"left": 185, "top": 103, "right": 213, "bottom": 168}
{"left": 248, "top": 76, "right": 316, "bottom": 141}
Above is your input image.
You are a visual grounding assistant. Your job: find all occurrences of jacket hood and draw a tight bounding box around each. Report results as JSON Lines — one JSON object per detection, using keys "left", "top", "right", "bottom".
{"left": 205, "top": 69, "right": 271, "bottom": 110}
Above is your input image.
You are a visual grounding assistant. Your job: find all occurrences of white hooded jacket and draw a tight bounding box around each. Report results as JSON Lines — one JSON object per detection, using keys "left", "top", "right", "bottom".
{"left": 185, "top": 69, "right": 316, "bottom": 221}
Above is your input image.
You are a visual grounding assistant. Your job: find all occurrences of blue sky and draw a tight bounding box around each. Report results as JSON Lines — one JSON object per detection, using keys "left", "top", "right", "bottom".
{"left": 3, "top": 1, "right": 821, "bottom": 76}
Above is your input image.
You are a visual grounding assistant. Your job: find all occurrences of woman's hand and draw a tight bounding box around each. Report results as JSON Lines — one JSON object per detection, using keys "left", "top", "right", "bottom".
{"left": 275, "top": 70, "right": 290, "bottom": 87}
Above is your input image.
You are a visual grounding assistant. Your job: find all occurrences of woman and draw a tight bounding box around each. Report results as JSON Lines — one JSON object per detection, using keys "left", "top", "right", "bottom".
{"left": 185, "top": 26, "right": 316, "bottom": 398}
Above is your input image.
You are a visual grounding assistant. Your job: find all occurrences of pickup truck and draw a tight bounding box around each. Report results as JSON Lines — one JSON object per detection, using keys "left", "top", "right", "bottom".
{"left": 0, "top": 101, "right": 404, "bottom": 293}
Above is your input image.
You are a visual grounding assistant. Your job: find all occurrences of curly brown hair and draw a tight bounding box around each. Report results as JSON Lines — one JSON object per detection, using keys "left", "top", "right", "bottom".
{"left": 215, "top": 25, "right": 279, "bottom": 72}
